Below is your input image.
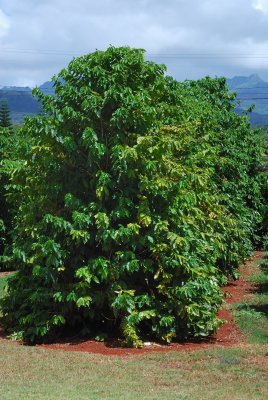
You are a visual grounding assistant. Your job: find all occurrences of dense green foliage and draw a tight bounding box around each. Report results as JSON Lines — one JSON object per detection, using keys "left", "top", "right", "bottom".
{"left": 0, "top": 47, "right": 265, "bottom": 346}
{"left": 0, "top": 127, "right": 13, "bottom": 262}
{"left": 0, "top": 103, "right": 13, "bottom": 251}
{"left": 0, "top": 125, "right": 31, "bottom": 269}
{"left": 0, "top": 102, "right": 13, "bottom": 249}
{"left": 258, "top": 129, "right": 268, "bottom": 233}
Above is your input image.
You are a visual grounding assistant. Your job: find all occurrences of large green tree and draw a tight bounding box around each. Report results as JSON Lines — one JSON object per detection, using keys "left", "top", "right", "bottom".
{"left": 0, "top": 47, "right": 264, "bottom": 345}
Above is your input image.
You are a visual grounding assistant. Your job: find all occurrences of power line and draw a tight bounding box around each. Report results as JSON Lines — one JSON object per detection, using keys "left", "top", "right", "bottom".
{"left": 236, "top": 98, "right": 268, "bottom": 100}
{"left": 2, "top": 47, "right": 268, "bottom": 59}
{"left": 149, "top": 55, "right": 268, "bottom": 59}
{"left": 231, "top": 87, "right": 268, "bottom": 90}
{"left": 0, "top": 48, "right": 80, "bottom": 56}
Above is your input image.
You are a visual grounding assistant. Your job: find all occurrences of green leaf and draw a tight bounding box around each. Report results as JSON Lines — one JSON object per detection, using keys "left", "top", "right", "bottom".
{"left": 76, "top": 296, "right": 92, "bottom": 308}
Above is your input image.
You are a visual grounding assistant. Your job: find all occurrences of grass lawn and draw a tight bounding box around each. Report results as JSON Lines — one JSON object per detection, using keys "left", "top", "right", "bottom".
{"left": 233, "top": 257, "right": 268, "bottom": 345}
{"left": 0, "top": 342, "right": 267, "bottom": 400}
{"left": 0, "top": 260, "right": 267, "bottom": 400}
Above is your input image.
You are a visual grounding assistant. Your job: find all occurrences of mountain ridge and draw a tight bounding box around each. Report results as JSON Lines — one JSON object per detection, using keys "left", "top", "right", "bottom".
{"left": 226, "top": 74, "right": 268, "bottom": 125}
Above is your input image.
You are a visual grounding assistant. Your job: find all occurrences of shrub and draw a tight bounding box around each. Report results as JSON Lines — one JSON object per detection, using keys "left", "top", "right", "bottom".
{"left": 0, "top": 47, "right": 264, "bottom": 345}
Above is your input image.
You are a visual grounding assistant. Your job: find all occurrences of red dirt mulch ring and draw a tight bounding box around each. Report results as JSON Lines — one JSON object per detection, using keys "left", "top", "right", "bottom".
{"left": 0, "top": 252, "right": 263, "bottom": 355}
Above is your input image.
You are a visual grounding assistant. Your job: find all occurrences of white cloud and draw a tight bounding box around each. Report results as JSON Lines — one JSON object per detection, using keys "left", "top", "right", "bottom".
{"left": 1, "top": 1, "right": 268, "bottom": 85}
{"left": 0, "top": 9, "right": 10, "bottom": 38}
{"left": 253, "top": 0, "right": 268, "bottom": 12}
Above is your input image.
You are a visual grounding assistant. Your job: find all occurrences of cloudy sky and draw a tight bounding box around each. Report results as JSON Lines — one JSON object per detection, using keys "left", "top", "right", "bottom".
{"left": 0, "top": 0, "right": 268, "bottom": 87}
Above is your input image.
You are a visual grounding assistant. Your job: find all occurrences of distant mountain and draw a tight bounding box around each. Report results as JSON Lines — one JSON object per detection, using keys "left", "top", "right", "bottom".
{"left": 38, "top": 81, "right": 55, "bottom": 96}
{"left": 0, "top": 82, "right": 55, "bottom": 124}
{"left": 227, "top": 73, "right": 268, "bottom": 89}
{"left": 233, "top": 107, "right": 268, "bottom": 125}
{"left": 0, "top": 86, "right": 40, "bottom": 124}
{"left": 226, "top": 74, "right": 268, "bottom": 125}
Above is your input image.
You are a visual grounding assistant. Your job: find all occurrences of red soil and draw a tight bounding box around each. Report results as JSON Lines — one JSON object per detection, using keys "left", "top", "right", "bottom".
{"left": 0, "top": 251, "right": 263, "bottom": 356}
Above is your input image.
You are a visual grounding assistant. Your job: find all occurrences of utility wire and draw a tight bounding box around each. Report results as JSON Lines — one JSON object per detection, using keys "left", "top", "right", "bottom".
{"left": 2, "top": 47, "right": 268, "bottom": 59}
{"left": 231, "top": 87, "right": 268, "bottom": 90}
